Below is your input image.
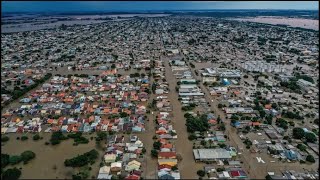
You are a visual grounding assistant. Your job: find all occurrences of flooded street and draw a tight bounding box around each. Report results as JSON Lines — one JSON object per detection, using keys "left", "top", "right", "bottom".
{"left": 186, "top": 59, "right": 319, "bottom": 179}
{"left": 163, "top": 56, "right": 203, "bottom": 179}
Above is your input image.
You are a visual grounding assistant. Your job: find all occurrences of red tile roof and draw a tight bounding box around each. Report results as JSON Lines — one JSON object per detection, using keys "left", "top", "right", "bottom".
{"left": 158, "top": 152, "right": 176, "bottom": 158}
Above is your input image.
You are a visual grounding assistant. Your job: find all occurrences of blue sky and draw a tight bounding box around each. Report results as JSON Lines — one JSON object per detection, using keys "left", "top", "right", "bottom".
{"left": 2, "top": 1, "right": 319, "bottom": 12}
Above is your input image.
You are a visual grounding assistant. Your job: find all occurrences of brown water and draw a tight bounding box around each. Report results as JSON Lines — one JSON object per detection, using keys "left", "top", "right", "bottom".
{"left": 2, "top": 133, "right": 103, "bottom": 179}
{"left": 163, "top": 56, "right": 203, "bottom": 179}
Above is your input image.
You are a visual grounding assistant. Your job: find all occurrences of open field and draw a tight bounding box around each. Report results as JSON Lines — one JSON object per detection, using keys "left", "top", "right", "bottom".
{"left": 232, "top": 16, "right": 319, "bottom": 30}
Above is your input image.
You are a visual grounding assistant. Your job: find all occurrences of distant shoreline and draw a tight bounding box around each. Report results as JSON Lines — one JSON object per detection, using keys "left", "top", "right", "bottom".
{"left": 231, "top": 16, "right": 319, "bottom": 31}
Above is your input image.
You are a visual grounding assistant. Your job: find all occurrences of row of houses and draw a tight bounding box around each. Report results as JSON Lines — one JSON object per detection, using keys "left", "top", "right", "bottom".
{"left": 1, "top": 70, "right": 151, "bottom": 134}
{"left": 97, "top": 135, "right": 145, "bottom": 179}
{"left": 154, "top": 58, "right": 180, "bottom": 180}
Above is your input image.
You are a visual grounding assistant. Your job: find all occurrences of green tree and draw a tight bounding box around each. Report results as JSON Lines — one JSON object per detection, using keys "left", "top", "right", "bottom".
{"left": 306, "top": 155, "right": 315, "bottom": 163}
{"left": 9, "top": 156, "right": 22, "bottom": 165}
{"left": 33, "top": 134, "right": 41, "bottom": 141}
{"left": 292, "top": 128, "right": 305, "bottom": 139}
{"left": 188, "top": 134, "right": 197, "bottom": 141}
{"left": 297, "top": 144, "right": 307, "bottom": 151}
{"left": 153, "top": 141, "right": 162, "bottom": 150}
{"left": 142, "top": 147, "right": 146, "bottom": 154}
{"left": 151, "top": 149, "right": 158, "bottom": 158}
{"left": 21, "top": 150, "right": 36, "bottom": 163}
{"left": 305, "top": 132, "right": 317, "bottom": 143}
{"left": 266, "top": 115, "right": 273, "bottom": 125}
{"left": 231, "top": 114, "right": 239, "bottom": 120}
{"left": 171, "top": 165, "right": 178, "bottom": 171}
{"left": 21, "top": 136, "right": 28, "bottom": 141}
{"left": 219, "top": 124, "right": 226, "bottom": 131}
{"left": 200, "top": 140, "right": 207, "bottom": 146}
{"left": 265, "top": 174, "right": 273, "bottom": 180}
{"left": 64, "top": 149, "right": 98, "bottom": 167}
{"left": 119, "top": 112, "right": 128, "bottom": 118}
{"left": 96, "top": 131, "right": 108, "bottom": 142}
{"left": 217, "top": 115, "right": 221, "bottom": 124}
{"left": 1, "top": 154, "right": 10, "bottom": 168}
{"left": 197, "top": 170, "right": 205, "bottom": 177}
{"left": 50, "top": 131, "right": 68, "bottom": 145}
{"left": 1, "top": 136, "right": 9, "bottom": 142}
{"left": 2, "top": 168, "right": 21, "bottom": 180}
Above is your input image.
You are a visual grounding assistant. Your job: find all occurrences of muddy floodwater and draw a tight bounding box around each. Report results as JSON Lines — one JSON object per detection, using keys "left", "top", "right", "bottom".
{"left": 232, "top": 16, "right": 319, "bottom": 31}
{"left": 2, "top": 133, "right": 103, "bottom": 179}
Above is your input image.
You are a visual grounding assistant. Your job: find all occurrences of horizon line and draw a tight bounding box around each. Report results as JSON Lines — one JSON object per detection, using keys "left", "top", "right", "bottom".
{"left": 2, "top": 8, "right": 319, "bottom": 14}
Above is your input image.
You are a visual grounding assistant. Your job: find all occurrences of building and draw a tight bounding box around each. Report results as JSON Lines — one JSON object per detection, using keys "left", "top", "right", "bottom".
{"left": 222, "top": 78, "right": 231, "bottom": 86}
{"left": 225, "top": 107, "right": 254, "bottom": 114}
{"left": 193, "top": 148, "right": 232, "bottom": 162}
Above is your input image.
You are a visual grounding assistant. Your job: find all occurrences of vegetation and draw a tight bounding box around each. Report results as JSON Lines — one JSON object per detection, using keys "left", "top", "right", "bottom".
{"left": 50, "top": 131, "right": 68, "bottom": 145}
{"left": 243, "top": 138, "right": 252, "bottom": 149}
{"left": 119, "top": 112, "right": 128, "bottom": 118}
{"left": 2, "top": 168, "right": 21, "bottom": 180}
{"left": 185, "top": 113, "right": 209, "bottom": 133}
{"left": 188, "top": 133, "right": 197, "bottom": 141}
{"left": 171, "top": 165, "right": 178, "bottom": 171}
{"left": 216, "top": 167, "right": 225, "bottom": 172}
{"left": 305, "top": 132, "right": 317, "bottom": 143}
{"left": 21, "top": 136, "right": 28, "bottom": 141}
{"left": 72, "top": 166, "right": 90, "bottom": 180}
{"left": 292, "top": 128, "right": 305, "bottom": 139}
{"left": 197, "top": 170, "right": 205, "bottom": 177}
{"left": 295, "top": 73, "right": 314, "bottom": 83}
{"left": 32, "top": 134, "right": 41, "bottom": 141}
{"left": 64, "top": 149, "right": 99, "bottom": 167}
{"left": 1, "top": 136, "right": 9, "bottom": 142}
{"left": 1, "top": 154, "right": 10, "bottom": 168}
{"left": 279, "top": 78, "right": 300, "bottom": 92}
{"left": 151, "top": 149, "right": 158, "bottom": 158}
{"left": 282, "top": 110, "right": 304, "bottom": 120}
{"left": 265, "top": 115, "right": 273, "bottom": 125}
{"left": 153, "top": 141, "right": 162, "bottom": 150}
{"left": 306, "top": 155, "right": 315, "bottom": 163}
{"left": 8, "top": 73, "right": 52, "bottom": 104}
{"left": 275, "top": 118, "right": 288, "bottom": 129}
{"left": 181, "top": 103, "right": 196, "bottom": 111}
{"left": 95, "top": 131, "right": 107, "bottom": 142}
{"left": 20, "top": 151, "right": 36, "bottom": 164}
{"left": 67, "top": 132, "right": 89, "bottom": 144}
{"left": 9, "top": 155, "right": 22, "bottom": 165}
{"left": 297, "top": 144, "right": 307, "bottom": 152}
{"left": 265, "top": 174, "right": 273, "bottom": 180}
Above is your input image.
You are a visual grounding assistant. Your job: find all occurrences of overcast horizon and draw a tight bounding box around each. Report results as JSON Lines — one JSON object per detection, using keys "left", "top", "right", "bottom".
{"left": 2, "top": 1, "right": 319, "bottom": 13}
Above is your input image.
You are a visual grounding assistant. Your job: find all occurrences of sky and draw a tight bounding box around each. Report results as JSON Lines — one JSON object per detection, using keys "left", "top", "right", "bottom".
{"left": 2, "top": 1, "right": 319, "bottom": 13}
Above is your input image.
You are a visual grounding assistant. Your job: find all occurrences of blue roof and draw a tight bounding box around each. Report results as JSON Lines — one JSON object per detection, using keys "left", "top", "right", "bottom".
{"left": 284, "top": 150, "right": 298, "bottom": 160}
{"left": 207, "top": 113, "right": 215, "bottom": 120}
{"left": 232, "top": 121, "right": 240, "bottom": 127}
{"left": 159, "top": 174, "right": 174, "bottom": 180}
